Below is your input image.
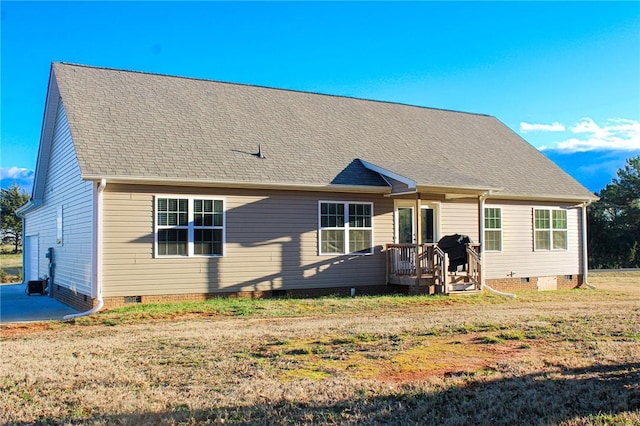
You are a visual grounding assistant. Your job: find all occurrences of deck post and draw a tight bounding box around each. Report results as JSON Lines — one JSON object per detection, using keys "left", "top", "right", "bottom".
{"left": 385, "top": 244, "right": 390, "bottom": 285}
{"left": 443, "top": 254, "right": 449, "bottom": 294}
{"left": 415, "top": 193, "right": 422, "bottom": 286}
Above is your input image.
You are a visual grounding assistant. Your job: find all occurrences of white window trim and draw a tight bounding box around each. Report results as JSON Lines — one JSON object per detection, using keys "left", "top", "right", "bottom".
{"left": 533, "top": 208, "right": 568, "bottom": 251}
{"left": 154, "top": 195, "right": 226, "bottom": 258}
{"left": 318, "top": 200, "right": 374, "bottom": 256}
{"left": 56, "top": 205, "right": 64, "bottom": 246}
{"left": 484, "top": 207, "right": 502, "bottom": 252}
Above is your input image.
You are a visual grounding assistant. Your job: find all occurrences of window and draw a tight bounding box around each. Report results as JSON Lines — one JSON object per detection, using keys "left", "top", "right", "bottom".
{"left": 534, "top": 208, "right": 567, "bottom": 250}
{"left": 56, "top": 206, "right": 64, "bottom": 246}
{"left": 484, "top": 207, "right": 502, "bottom": 251}
{"left": 319, "top": 201, "right": 373, "bottom": 255}
{"left": 155, "top": 197, "right": 224, "bottom": 257}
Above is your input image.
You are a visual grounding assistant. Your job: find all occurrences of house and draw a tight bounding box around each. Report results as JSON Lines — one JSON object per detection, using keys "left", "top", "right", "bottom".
{"left": 18, "top": 62, "right": 598, "bottom": 312}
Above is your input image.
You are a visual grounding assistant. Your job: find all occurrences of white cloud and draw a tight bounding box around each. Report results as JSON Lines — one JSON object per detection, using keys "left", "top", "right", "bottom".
{"left": 0, "top": 167, "right": 33, "bottom": 180}
{"left": 520, "top": 122, "right": 566, "bottom": 133}
{"left": 554, "top": 118, "right": 640, "bottom": 153}
{"left": 0, "top": 167, "right": 34, "bottom": 193}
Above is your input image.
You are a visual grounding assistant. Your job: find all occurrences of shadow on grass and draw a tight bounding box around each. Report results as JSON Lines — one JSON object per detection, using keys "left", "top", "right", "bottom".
{"left": 37, "top": 362, "right": 640, "bottom": 425}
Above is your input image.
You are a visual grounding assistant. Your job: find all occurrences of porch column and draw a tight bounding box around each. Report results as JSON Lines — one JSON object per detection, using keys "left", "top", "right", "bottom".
{"left": 415, "top": 193, "right": 422, "bottom": 285}
{"left": 415, "top": 193, "right": 422, "bottom": 245}
{"left": 478, "top": 192, "right": 490, "bottom": 289}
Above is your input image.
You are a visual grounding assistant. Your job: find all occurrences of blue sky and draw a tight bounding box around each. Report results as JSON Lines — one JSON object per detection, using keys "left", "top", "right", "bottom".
{"left": 2, "top": 1, "right": 639, "bottom": 194}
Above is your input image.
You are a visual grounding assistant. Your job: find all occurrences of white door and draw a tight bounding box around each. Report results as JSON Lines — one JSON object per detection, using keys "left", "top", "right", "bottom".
{"left": 24, "top": 235, "right": 39, "bottom": 282}
{"left": 395, "top": 202, "right": 438, "bottom": 244}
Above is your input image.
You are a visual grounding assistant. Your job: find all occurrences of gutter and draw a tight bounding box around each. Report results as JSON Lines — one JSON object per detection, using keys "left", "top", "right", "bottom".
{"left": 580, "top": 201, "right": 596, "bottom": 289}
{"left": 64, "top": 178, "right": 107, "bottom": 319}
{"left": 478, "top": 191, "right": 516, "bottom": 298}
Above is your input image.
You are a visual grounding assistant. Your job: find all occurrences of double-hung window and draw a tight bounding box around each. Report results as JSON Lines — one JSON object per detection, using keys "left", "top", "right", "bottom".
{"left": 484, "top": 207, "right": 502, "bottom": 251}
{"left": 534, "top": 208, "right": 567, "bottom": 250}
{"left": 156, "top": 197, "right": 224, "bottom": 257}
{"left": 319, "top": 201, "right": 373, "bottom": 255}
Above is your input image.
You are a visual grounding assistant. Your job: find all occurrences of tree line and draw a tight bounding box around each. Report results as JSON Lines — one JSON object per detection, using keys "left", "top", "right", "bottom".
{"left": 1, "top": 156, "right": 639, "bottom": 268}
{"left": 588, "top": 155, "right": 640, "bottom": 269}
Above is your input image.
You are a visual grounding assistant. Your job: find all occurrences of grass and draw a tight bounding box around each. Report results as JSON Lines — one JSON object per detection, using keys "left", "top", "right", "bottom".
{"left": 0, "top": 272, "right": 639, "bottom": 425}
{"left": 0, "top": 246, "right": 22, "bottom": 283}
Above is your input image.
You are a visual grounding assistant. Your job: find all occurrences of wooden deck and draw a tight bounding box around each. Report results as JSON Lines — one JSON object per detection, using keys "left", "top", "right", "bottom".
{"left": 386, "top": 243, "right": 481, "bottom": 294}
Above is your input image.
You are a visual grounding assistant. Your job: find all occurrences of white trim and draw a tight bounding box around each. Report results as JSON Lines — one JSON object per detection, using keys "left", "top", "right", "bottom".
{"left": 533, "top": 207, "right": 568, "bottom": 251}
{"left": 359, "top": 160, "right": 416, "bottom": 189}
{"left": 82, "top": 175, "right": 391, "bottom": 194}
{"left": 154, "top": 195, "right": 226, "bottom": 258}
{"left": 395, "top": 205, "right": 414, "bottom": 244}
{"left": 318, "top": 200, "right": 374, "bottom": 256}
{"left": 484, "top": 207, "right": 503, "bottom": 252}
{"left": 56, "top": 206, "right": 64, "bottom": 246}
{"left": 393, "top": 200, "right": 440, "bottom": 244}
{"left": 23, "top": 234, "right": 39, "bottom": 283}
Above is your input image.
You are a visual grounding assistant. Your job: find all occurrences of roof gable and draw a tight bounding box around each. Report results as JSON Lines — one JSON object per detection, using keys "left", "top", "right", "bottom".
{"left": 50, "top": 62, "right": 596, "bottom": 200}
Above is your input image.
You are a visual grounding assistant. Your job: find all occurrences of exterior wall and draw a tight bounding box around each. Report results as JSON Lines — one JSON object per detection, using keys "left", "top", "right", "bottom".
{"left": 483, "top": 200, "right": 582, "bottom": 280}
{"left": 440, "top": 199, "right": 480, "bottom": 242}
{"left": 23, "top": 98, "right": 95, "bottom": 298}
{"left": 437, "top": 198, "right": 582, "bottom": 282}
{"left": 102, "top": 184, "right": 394, "bottom": 298}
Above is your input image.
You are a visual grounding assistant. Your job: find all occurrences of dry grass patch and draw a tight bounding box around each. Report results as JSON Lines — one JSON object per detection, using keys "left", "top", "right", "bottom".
{"left": 1, "top": 273, "right": 639, "bottom": 425}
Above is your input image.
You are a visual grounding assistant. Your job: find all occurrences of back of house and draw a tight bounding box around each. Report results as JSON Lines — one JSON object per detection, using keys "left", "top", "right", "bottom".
{"left": 18, "top": 63, "right": 597, "bottom": 311}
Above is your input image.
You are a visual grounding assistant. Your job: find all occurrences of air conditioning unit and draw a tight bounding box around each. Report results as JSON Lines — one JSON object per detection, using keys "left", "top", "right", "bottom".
{"left": 27, "top": 279, "right": 47, "bottom": 296}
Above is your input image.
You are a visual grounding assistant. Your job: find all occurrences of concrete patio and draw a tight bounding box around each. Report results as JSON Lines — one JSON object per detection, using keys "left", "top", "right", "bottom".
{"left": 0, "top": 283, "right": 78, "bottom": 324}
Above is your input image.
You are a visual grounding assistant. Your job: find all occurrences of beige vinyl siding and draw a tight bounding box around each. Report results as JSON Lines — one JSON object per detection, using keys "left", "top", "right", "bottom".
{"left": 102, "top": 185, "right": 393, "bottom": 297}
{"left": 428, "top": 198, "right": 581, "bottom": 280}
{"left": 484, "top": 200, "right": 581, "bottom": 279}
{"left": 23, "top": 98, "right": 94, "bottom": 295}
{"left": 440, "top": 200, "right": 479, "bottom": 242}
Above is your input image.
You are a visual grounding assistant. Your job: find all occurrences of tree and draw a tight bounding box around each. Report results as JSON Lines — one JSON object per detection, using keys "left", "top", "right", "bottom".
{"left": 0, "top": 183, "right": 30, "bottom": 253}
{"left": 588, "top": 155, "right": 640, "bottom": 269}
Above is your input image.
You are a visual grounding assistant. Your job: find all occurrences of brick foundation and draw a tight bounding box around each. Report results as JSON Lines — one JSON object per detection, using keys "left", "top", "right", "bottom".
{"left": 101, "top": 284, "right": 402, "bottom": 309}
{"left": 51, "top": 284, "right": 95, "bottom": 312}
{"left": 52, "top": 275, "right": 584, "bottom": 312}
{"left": 486, "top": 274, "right": 582, "bottom": 292}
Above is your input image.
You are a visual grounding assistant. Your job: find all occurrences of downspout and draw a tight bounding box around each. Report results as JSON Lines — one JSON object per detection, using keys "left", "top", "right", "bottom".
{"left": 581, "top": 201, "right": 596, "bottom": 289}
{"left": 479, "top": 191, "right": 516, "bottom": 298}
{"left": 64, "top": 179, "right": 106, "bottom": 319}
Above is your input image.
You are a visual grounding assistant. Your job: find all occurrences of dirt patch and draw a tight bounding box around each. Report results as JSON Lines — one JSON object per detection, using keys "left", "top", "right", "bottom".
{"left": 0, "top": 322, "right": 57, "bottom": 338}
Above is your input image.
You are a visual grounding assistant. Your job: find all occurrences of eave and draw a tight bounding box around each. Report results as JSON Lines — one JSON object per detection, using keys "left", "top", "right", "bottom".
{"left": 80, "top": 175, "right": 393, "bottom": 195}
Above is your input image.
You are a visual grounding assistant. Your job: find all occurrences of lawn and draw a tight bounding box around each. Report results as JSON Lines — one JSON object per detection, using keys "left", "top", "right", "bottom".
{"left": 0, "top": 247, "right": 22, "bottom": 283}
{"left": 1, "top": 273, "right": 638, "bottom": 425}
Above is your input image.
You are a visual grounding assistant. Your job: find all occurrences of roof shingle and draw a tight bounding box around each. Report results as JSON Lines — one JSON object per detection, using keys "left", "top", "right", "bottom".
{"left": 52, "top": 62, "right": 595, "bottom": 200}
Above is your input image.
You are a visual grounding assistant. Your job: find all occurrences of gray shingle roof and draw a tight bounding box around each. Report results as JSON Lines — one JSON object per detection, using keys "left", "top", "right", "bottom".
{"left": 52, "top": 62, "right": 596, "bottom": 200}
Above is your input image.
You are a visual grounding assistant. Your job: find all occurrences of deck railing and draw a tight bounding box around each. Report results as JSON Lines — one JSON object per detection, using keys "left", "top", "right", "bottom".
{"left": 386, "top": 242, "right": 481, "bottom": 293}
{"left": 466, "top": 243, "right": 481, "bottom": 291}
{"left": 386, "top": 243, "right": 437, "bottom": 277}
{"left": 434, "top": 246, "right": 449, "bottom": 293}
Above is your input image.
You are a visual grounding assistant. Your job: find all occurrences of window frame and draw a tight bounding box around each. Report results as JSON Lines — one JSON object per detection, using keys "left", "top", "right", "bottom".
{"left": 484, "top": 207, "right": 502, "bottom": 252}
{"left": 533, "top": 208, "right": 568, "bottom": 251}
{"left": 318, "top": 200, "right": 374, "bottom": 256}
{"left": 154, "top": 195, "right": 226, "bottom": 258}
